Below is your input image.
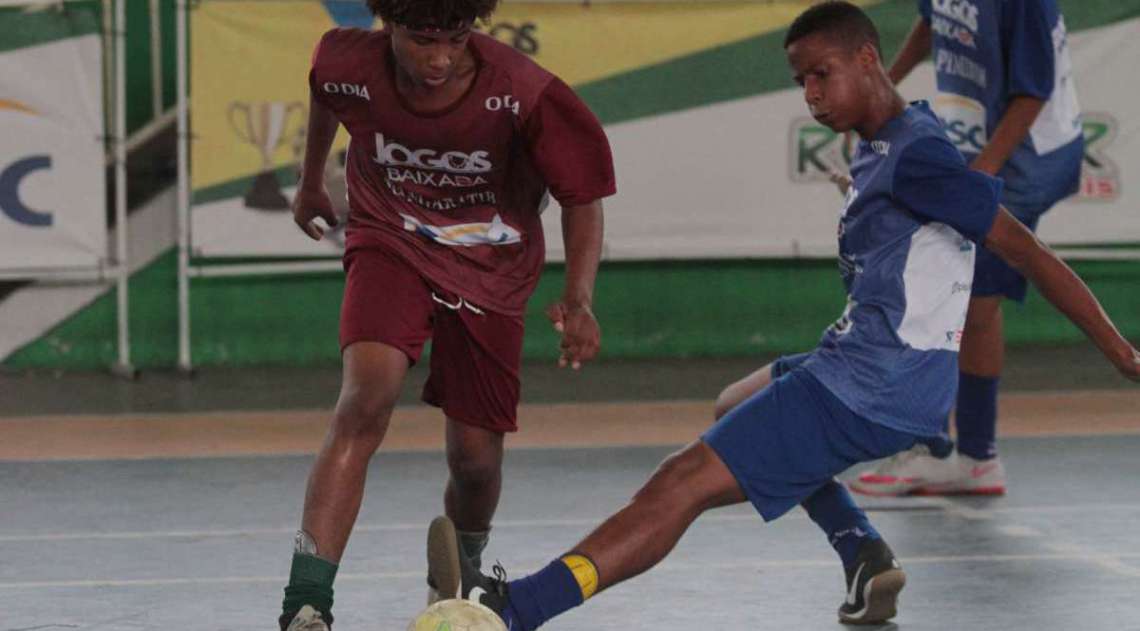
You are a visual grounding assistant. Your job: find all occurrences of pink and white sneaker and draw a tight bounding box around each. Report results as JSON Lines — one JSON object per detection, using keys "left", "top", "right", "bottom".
{"left": 849, "top": 445, "right": 1006, "bottom": 496}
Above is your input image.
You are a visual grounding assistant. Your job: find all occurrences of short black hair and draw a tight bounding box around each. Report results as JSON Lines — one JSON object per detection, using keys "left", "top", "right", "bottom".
{"left": 367, "top": 0, "right": 499, "bottom": 30}
{"left": 783, "top": 1, "right": 881, "bottom": 57}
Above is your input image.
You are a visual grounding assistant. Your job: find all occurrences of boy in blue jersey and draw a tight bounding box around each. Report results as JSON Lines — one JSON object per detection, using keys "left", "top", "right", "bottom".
{"left": 423, "top": 3, "right": 1139, "bottom": 629}
{"left": 850, "top": 0, "right": 1085, "bottom": 496}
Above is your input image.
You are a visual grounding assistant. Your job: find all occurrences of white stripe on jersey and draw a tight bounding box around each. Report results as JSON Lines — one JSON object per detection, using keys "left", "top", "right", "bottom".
{"left": 896, "top": 222, "right": 975, "bottom": 351}
{"left": 1030, "top": 16, "right": 1082, "bottom": 155}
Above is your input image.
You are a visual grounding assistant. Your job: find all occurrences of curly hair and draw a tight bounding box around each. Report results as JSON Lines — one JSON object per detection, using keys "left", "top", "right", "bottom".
{"left": 366, "top": 0, "right": 500, "bottom": 29}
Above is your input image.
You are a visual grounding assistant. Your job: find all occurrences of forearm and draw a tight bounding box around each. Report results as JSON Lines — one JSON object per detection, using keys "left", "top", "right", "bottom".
{"left": 888, "top": 18, "right": 931, "bottom": 85}
{"left": 998, "top": 232, "right": 1131, "bottom": 364}
{"left": 970, "top": 96, "right": 1045, "bottom": 175}
{"left": 299, "top": 95, "right": 340, "bottom": 189}
{"left": 560, "top": 200, "right": 604, "bottom": 308}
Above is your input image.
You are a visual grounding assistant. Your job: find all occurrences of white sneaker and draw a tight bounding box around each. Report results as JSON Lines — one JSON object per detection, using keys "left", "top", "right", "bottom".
{"left": 849, "top": 445, "right": 1006, "bottom": 496}
{"left": 284, "top": 605, "right": 330, "bottom": 631}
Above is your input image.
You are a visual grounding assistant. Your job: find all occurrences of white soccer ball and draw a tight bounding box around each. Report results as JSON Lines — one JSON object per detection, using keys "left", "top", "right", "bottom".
{"left": 407, "top": 599, "right": 508, "bottom": 631}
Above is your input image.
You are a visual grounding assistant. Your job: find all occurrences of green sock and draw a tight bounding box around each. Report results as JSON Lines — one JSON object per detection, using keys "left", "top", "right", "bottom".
{"left": 282, "top": 552, "right": 338, "bottom": 621}
{"left": 458, "top": 529, "right": 490, "bottom": 570}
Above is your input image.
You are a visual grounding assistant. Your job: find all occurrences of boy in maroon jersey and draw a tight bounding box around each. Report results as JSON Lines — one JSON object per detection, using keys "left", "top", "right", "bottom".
{"left": 279, "top": 1, "right": 615, "bottom": 628}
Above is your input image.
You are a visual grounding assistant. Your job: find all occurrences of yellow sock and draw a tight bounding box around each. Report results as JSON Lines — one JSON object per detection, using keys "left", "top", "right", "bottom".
{"left": 560, "top": 554, "right": 599, "bottom": 600}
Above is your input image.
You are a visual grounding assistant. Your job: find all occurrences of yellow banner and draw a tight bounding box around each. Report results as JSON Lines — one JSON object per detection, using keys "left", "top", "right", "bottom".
{"left": 191, "top": 2, "right": 347, "bottom": 193}
{"left": 189, "top": 1, "right": 838, "bottom": 195}
{"left": 485, "top": 1, "right": 816, "bottom": 86}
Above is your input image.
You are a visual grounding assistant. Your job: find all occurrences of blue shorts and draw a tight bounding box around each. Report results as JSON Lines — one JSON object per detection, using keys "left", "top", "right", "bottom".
{"left": 973, "top": 199, "right": 1050, "bottom": 302}
{"left": 702, "top": 358, "right": 918, "bottom": 522}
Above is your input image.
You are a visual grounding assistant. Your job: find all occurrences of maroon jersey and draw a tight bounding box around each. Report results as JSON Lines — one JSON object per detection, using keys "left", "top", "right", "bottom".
{"left": 310, "top": 29, "right": 615, "bottom": 315}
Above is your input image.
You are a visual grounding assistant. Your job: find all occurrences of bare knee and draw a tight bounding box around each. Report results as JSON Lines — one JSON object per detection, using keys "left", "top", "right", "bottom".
{"left": 714, "top": 365, "right": 774, "bottom": 421}
{"left": 330, "top": 342, "right": 408, "bottom": 451}
{"left": 639, "top": 442, "right": 743, "bottom": 511}
{"left": 714, "top": 386, "right": 741, "bottom": 421}
{"left": 447, "top": 448, "right": 502, "bottom": 489}
{"left": 330, "top": 388, "right": 396, "bottom": 450}
{"left": 633, "top": 445, "right": 718, "bottom": 513}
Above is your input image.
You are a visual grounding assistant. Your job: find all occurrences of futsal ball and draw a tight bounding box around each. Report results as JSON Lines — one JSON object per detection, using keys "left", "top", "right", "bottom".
{"left": 406, "top": 599, "right": 507, "bottom": 631}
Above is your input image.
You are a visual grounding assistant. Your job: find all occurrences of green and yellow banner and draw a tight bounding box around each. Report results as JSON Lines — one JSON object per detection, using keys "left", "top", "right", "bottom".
{"left": 1, "top": 3, "right": 107, "bottom": 271}
{"left": 189, "top": 0, "right": 1140, "bottom": 260}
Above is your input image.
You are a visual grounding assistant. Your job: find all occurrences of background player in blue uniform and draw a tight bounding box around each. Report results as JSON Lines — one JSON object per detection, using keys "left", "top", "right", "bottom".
{"left": 851, "top": 0, "right": 1085, "bottom": 496}
{"left": 424, "top": 3, "right": 1139, "bottom": 629}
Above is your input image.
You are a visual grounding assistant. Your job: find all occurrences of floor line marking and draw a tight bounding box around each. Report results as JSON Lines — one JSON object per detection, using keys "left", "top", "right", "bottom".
{"left": 3, "top": 552, "right": 1138, "bottom": 590}
{"left": 1039, "top": 540, "right": 1140, "bottom": 578}
{"left": 2, "top": 502, "right": 1138, "bottom": 543}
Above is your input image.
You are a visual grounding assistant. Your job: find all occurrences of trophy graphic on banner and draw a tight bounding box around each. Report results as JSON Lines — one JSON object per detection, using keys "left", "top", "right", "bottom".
{"left": 227, "top": 101, "right": 305, "bottom": 210}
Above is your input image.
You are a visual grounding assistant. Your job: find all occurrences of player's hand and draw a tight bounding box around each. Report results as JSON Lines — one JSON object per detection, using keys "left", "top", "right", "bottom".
{"left": 292, "top": 185, "right": 338, "bottom": 241}
{"left": 828, "top": 169, "right": 853, "bottom": 196}
{"left": 546, "top": 301, "right": 600, "bottom": 370}
{"left": 1115, "top": 346, "right": 1140, "bottom": 382}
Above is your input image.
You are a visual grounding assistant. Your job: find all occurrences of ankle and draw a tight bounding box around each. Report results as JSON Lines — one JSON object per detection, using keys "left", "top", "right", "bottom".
{"left": 282, "top": 551, "right": 338, "bottom": 622}
{"left": 457, "top": 528, "right": 491, "bottom": 569}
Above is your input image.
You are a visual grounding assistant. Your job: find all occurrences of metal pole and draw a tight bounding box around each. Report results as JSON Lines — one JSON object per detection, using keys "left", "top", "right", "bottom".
{"left": 102, "top": 0, "right": 112, "bottom": 138}
{"left": 102, "top": 0, "right": 113, "bottom": 147}
{"left": 189, "top": 260, "right": 344, "bottom": 278}
{"left": 113, "top": 0, "right": 135, "bottom": 378}
{"left": 149, "top": 0, "right": 163, "bottom": 120}
{"left": 176, "top": 0, "right": 192, "bottom": 373}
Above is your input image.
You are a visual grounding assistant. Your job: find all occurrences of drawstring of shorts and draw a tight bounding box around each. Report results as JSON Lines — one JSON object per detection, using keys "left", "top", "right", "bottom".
{"left": 431, "top": 292, "right": 485, "bottom": 316}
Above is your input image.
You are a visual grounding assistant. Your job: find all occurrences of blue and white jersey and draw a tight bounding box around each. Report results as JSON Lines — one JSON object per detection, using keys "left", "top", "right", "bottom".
{"left": 801, "top": 103, "right": 1002, "bottom": 436}
{"left": 919, "top": 0, "right": 1083, "bottom": 207}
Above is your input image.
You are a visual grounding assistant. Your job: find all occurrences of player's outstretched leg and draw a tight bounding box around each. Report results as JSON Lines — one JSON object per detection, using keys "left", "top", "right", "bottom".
{"left": 802, "top": 480, "right": 905, "bottom": 624}
{"left": 427, "top": 440, "right": 746, "bottom": 630}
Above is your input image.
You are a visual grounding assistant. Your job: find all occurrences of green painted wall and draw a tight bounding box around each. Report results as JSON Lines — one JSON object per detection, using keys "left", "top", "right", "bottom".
{"left": 124, "top": 0, "right": 178, "bottom": 132}
{"left": 6, "top": 250, "right": 1140, "bottom": 369}
{"left": 0, "top": 2, "right": 101, "bottom": 55}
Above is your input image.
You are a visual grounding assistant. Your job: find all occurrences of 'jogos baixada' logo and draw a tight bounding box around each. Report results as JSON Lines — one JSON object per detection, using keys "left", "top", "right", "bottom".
{"left": 789, "top": 113, "right": 1120, "bottom": 202}
{"left": 0, "top": 99, "right": 53, "bottom": 227}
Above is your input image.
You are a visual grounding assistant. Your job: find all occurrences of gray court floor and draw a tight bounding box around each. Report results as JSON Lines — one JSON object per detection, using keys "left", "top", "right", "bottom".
{"left": 3, "top": 434, "right": 1140, "bottom": 630}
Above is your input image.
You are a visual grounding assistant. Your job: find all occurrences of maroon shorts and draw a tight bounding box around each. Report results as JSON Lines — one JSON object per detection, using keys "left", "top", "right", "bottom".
{"left": 339, "top": 248, "right": 524, "bottom": 433}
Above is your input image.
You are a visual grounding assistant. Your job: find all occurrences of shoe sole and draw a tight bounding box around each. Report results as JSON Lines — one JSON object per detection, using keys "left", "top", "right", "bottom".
{"left": 838, "top": 568, "right": 906, "bottom": 625}
{"left": 910, "top": 485, "right": 1006, "bottom": 497}
{"left": 427, "top": 516, "right": 461, "bottom": 604}
{"left": 847, "top": 481, "right": 1006, "bottom": 498}
{"left": 847, "top": 482, "right": 913, "bottom": 497}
